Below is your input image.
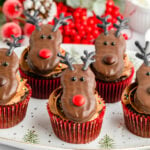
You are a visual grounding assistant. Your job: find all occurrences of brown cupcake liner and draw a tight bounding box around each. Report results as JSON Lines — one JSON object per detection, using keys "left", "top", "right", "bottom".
{"left": 19, "top": 68, "right": 60, "bottom": 99}
{"left": 0, "top": 84, "right": 32, "bottom": 129}
{"left": 96, "top": 67, "right": 134, "bottom": 103}
{"left": 47, "top": 104, "right": 106, "bottom": 144}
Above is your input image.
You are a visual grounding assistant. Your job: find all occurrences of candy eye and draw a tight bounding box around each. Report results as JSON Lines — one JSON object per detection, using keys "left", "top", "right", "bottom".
{"left": 71, "top": 77, "right": 77, "bottom": 81}
{"left": 40, "top": 35, "right": 46, "bottom": 39}
{"left": 80, "top": 77, "right": 85, "bottom": 81}
{"left": 48, "top": 35, "right": 52, "bottom": 39}
{"left": 2, "top": 62, "right": 9, "bottom": 67}
{"left": 104, "top": 41, "right": 108, "bottom": 45}
{"left": 146, "top": 72, "right": 150, "bottom": 76}
{"left": 111, "top": 42, "right": 115, "bottom": 46}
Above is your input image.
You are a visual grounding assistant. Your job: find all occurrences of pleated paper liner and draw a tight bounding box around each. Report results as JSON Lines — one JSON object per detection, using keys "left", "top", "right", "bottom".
{"left": 19, "top": 68, "right": 60, "bottom": 99}
{"left": 122, "top": 84, "right": 150, "bottom": 137}
{"left": 0, "top": 84, "right": 32, "bottom": 129}
{"left": 47, "top": 104, "right": 106, "bottom": 144}
{"left": 96, "top": 67, "right": 134, "bottom": 103}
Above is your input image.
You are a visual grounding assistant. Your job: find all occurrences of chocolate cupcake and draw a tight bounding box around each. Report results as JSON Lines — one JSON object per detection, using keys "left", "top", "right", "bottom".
{"left": 0, "top": 35, "right": 32, "bottom": 128}
{"left": 91, "top": 16, "right": 134, "bottom": 103}
{"left": 19, "top": 11, "right": 72, "bottom": 99}
{"left": 122, "top": 41, "right": 150, "bottom": 137}
{"left": 47, "top": 51, "right": 105, "bottom": 144}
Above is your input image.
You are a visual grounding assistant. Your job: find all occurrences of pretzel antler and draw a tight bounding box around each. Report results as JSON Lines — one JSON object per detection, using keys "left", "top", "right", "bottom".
{"left": 24, "top": 10, "right": 42, "bottom": 31}
{"left": 6, "top": 35, "right": 24, "bottom": 56}
{"left": 135, "top": 41, "right": 150, "bottom": 66}
{"left": 113, "top": 17, "right": 128, "bottom": 37}
{"left": 81, "top": 50, "right": 95, "bottom": 71}
{"left": 57, "top": 52, "right": 74, "bottom": 71}
{"left": 52, "top": 13, "right": 73, "bottom": 32}
{"left": 97, "top": 15, "right": 111, "bottom": 35}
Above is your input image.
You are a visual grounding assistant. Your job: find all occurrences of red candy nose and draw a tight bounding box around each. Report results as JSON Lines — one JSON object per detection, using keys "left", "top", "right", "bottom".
{"left": 39, "top": 49, "right": 52, "bottom": 59}
{"left": 72, "top": 95, "right": 85, "bottom": 106}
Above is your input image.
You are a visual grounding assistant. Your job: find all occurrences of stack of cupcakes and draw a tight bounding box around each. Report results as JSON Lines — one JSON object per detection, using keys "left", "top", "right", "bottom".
{"left": 19, "top": 11, "right": 72, "bottom": 99}
{"left": 91, "top": 16, "right": 134, "bottom": 103}
{"left": 47, "top": 51, "right": 105, "bottom": 144}
{"left": 0, "top": 35, "right": 32, "bottom": 128}
{"left": 122, "top": 41, "right": 150, "bottom": 137}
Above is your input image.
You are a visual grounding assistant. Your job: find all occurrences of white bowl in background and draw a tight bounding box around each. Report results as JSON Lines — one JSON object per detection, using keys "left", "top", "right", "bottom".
{"left": 124, "top": 0, "right": 150, "bottom": 33}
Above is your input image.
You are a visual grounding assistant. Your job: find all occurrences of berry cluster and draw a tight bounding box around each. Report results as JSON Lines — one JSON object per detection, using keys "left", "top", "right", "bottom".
{"left": 1, "top": 0, "right": 128, "bottom": 43}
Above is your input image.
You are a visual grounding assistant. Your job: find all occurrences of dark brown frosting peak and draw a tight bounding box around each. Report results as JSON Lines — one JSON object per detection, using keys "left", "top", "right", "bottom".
{"left": 27, "top": 24, "right": 62, "bottom": 75}
{"left": 92, "top": 30, "right": 126, "bottom": 81}
{"left": 60, "top": 64, "right": 97, "bottom": 123}
{"left": 0, "top": 48, "right": 19, "bottom": 104}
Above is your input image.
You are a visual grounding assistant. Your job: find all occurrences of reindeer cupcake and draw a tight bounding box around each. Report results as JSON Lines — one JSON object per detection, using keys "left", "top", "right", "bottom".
{"left": 47, "top": 51, "right": 105, "bottom": 144}
{"left": 122, "top": 41, "right": 150, "bottom": 137}
{"left": 19, "top": 11, "right": 72, "bottom": 99}
{"left": 0, "top": 35, "right": 32, "bottom": 128}
{"left": 91, "top": 16, "right": 134, "bottom": 103}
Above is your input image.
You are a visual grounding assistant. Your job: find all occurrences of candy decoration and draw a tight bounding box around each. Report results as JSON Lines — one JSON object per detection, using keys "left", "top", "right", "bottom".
{"left": 57, "top": 52, "right": 74, "bottom": 71}
{"left": 1, "top": 22, "right": 22, "bottom": 41}
{"left": 39, "top": 49, "right": 52, "bottom": 59}
{"left": 24, "top": 10, "right": 42, "bottom": 31}
{"left": 52, "top": 13, "right": 73, "bottom": 32}
{"left": 113, "top": 17, "right": 128, "bottom": 37}
{"left": 23, "top": 0, "right": 57, "bottom": 24}
{"left": 81, "top": 50, "right": 95, "bottom": 71}
{"left": 7, "top": 35, "right": 24, "bottom": 56}
{"left": 2, "top": 0, "right": 23, "bottom": 19}
{"left": 72, "top": 95, "right": 85, "bottom": 106}
{"left": 135, "top": 41, "right": 150, "bottom": 66}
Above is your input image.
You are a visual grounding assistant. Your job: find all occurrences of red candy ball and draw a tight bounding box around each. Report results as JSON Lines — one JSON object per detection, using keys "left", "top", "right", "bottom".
{"left": 2, "top": 0, "right": 23, "bottom": 19}
{"left": 39, "top": 49, "right": 52, "bottom": 59}
{"left": 72, "top": 95, "right": 85, "bottom": 106}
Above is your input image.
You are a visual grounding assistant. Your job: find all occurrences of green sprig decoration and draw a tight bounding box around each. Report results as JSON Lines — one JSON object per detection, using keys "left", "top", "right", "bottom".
{"left": 99, "top": 134, "right": 114, "bottom": 149}
{"left": 23, "top": 130, "right": 39, "bottom": 144}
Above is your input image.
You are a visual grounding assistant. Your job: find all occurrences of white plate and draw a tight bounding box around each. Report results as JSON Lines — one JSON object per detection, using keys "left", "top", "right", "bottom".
{"left": 0, "top": 44, "right": 147, "bottom": 150}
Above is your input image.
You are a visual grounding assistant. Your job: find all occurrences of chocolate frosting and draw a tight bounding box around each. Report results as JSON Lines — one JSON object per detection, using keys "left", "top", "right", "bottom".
{"left": 61, "top": 64, "right": 97, "bottom": 123}
{"left": 134, "top": 63, "right": 150, "bottom": 114}
{"left": 92, "top": 30, "right": 126, "bottom": 81}
{"left": 0, "top": 48, "right": 19, "bottom": 104}
{"left": 27, "top": 24, "right": 62, "bottom": 75}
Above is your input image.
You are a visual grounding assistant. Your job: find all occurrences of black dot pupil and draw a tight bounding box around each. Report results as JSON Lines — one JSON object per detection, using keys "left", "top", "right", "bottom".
{"left": 71, "top": 77, "right": 76, "bottom": 81}
{"left": 48, "top": 35, "right": 52, "bottom": 39}
{"left": 111, "top": 42, "right": 115, "bottom": 46}
{"left": 41, "top": 35, "right": 46, "bottom": 39}
{"left": 80, "top": 77, "right": 85, "bottom": 81}
{"left": 104, "top": 41, "right": 108, "bottom": 45}
{"left": 2, "top": 62, "right": 9, "bottom": 66}
{"left": 146, "top": 72, "right": 150, "bottom": 76}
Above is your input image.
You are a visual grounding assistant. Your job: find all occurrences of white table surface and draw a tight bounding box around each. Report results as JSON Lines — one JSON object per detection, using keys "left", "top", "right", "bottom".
{"left": 0, "top": 30, "right": 145, "bottom": 150}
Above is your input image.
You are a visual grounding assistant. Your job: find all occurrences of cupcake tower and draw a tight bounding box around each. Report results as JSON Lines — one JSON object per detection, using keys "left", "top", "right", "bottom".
{"left": 122, "top": 41, "right": 150, "bottom": 137}
{"left": 0, "top": 35, "right": 32, "bottom": 128}
{"left": 92, "top": 16, "right": 134, "bottom": 103}
{"left": 19, "top": 11, "right": 72, "bottom": 99}
{"left": 47, "top": 51, "right": 105, "bottom": 143}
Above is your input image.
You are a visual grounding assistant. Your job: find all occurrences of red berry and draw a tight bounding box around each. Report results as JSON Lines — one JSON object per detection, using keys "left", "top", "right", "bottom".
{"left": 86, "top": 26, "right": 92, "bottom": 33}
{"left": 3, "top": 0, "right": 23, "bottom": 19}
{"left": 72, "top": 95, "right": 85, "bottom": 106}
{"left": 106, "top": 0, "right": 114, "bottom": 8}
{"left": 79, "top": 30, "right": 86, "bottom": 37}
{"left": 73, "top": 11, "right": 80, "bottom": 19}
{"left": 24, "top": 23, "right": 35, "bottom": 37}
{"left": 39, "top": 49, "right": 52, "bottom": 59}
{"left": 63, "top": 36, "right": 71, "bottom": 43}
{"left": 123, "top": 34, "right": 128, "bottom": 40}
{"left": 74, "top": 35, "right": 81, "bottom": 43}
{"left": 1, "top": 22, "right": 22, "bottom": 40}
{"left": 93, "top": 29, "right": 100, "bottom": 38}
